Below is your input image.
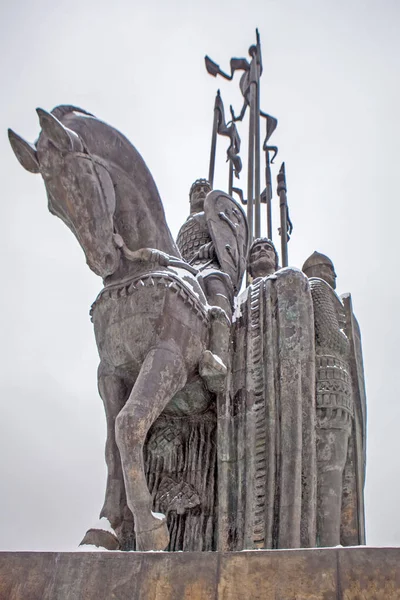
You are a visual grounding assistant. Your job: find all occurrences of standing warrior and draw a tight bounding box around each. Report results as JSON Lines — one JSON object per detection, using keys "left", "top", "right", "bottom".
{"left": 303, "top": 251, "right": 366, "bottom": 547}
{"left": 177, "top": 179, "right": 248, "bottom": 389}
{"left": 247, "top": 237, "right": 278, "bottom": 280}
{"left": 222, "top": 238, "right": 317, "bottom": 551}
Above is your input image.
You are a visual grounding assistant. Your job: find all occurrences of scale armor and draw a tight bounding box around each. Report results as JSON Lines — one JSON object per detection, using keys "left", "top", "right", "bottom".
{"left": 176, "top": 213, "right": 216, "bottom": 266}
{"left": 310, "top": 277, "right": 353, "bottom": 429}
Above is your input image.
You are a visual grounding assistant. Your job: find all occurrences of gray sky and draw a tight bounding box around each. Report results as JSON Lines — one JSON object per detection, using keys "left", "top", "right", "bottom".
{"left": 1, "top": 0, "right": 399, "bottom": 550}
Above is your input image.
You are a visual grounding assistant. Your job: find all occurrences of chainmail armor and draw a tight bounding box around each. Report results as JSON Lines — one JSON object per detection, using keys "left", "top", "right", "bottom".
{"left": 310, "top": 278, "right": 349, "bottom": 358}
{"left": 310, "top": 277, "right": 353, "bottom": 428}
{"left": 176, "top": 213, "right": 216, "bottom": 266}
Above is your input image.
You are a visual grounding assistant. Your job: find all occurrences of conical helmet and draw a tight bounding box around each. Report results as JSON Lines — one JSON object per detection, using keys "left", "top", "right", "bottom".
{"left": 302, "top": 251, "right": 335, "bottom": 276}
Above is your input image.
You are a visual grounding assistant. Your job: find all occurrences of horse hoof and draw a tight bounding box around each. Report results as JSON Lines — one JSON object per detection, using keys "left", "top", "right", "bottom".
{"left": 80, "top": 528, "right": 120, "bottom": 551}
{"left": 80, "top": 518, "right": 120, "bottom": 550}
{"left": 135, "top": 513, "right": 169, "bottom": 551}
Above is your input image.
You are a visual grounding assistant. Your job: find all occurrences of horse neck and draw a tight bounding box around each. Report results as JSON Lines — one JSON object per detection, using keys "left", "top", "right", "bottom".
{"left": 104, "top": 164, "right": 181, "bottom": 285}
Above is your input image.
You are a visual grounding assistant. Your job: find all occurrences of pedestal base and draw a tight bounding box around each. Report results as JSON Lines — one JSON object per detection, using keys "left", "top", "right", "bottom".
{"left": 0, "top": 547, "right": 399, "bottom": 599}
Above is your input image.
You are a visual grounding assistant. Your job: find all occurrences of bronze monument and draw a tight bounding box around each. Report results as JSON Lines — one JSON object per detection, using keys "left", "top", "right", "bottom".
{"left": 8, "top": 30, "right": 366, "bottom": 556}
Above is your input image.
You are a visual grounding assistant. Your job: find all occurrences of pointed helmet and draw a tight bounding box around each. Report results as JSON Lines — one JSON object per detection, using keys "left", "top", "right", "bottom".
{"left": 302, "top": 251, "right": 335, "bottom": 276}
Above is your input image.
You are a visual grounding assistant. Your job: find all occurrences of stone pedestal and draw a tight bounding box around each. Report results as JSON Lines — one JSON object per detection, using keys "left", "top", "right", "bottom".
{"left": 0, "top": 547, "right": 398, "bottom": 599}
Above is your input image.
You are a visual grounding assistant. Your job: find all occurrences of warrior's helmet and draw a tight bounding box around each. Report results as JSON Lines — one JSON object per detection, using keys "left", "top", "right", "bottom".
{"left": 189, "top": 179, "right": 211, "bottom": 214}
{"left": 302, "top": 251, "right": 337, "bottom": 288}
{"left": 302, "top": 251, "right": 335, "bottom": 274}
{"left": 189, "top": 178, "right": 211, "bottom": 197}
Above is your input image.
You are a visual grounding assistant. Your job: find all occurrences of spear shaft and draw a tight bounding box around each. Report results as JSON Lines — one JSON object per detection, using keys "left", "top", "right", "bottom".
{"left": 277, "top": 162, "right": 288, "bottom": 267}
{"left": 205, "top": 30, "right": 264, "bottom": 241}
{"left": 208, "top": 91, "right": 220, "bottom": 188}
{"left": 247, "top": 83, "right": 255, "bottom": 245}
{"left": 260, "top": 112, "right": 278, "bottom": 241}
{"left": 254, "top": 77, "right": 261, "bottom": 239}
{"left": 254, "top": 29, "right": 262, "bottom": 239}
{"left": 265, "top": 150, "right": 273, "bottom": 239}
{"left": 228, "top": 160, "right": 234, "bottom": 196}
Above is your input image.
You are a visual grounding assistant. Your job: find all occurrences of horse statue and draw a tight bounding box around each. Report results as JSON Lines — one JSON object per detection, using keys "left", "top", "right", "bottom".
{"left": 8, "top": 106, "right": 247, "bottom": 551}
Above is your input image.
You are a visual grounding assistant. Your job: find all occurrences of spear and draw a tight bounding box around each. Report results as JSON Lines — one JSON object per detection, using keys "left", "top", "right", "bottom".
{"left": 277, "top": 162, "right": 293, "bottom": 267}
{"left": 254, "top": 28, "right": 262, "bottom": 240}
{"left": 208, "top": 90, "right": 242, "bottom": 193}
{"left": 229, "top": 32, "right": 263, "bottom": 242}
{"left": 205, "top": 29, "right": 262, "bottom": 243}
{"left": 260, "top": 112, "right": 278, "bottom": 240}
{"left": 208, "top": 90, "right": 221, "bottom": 188}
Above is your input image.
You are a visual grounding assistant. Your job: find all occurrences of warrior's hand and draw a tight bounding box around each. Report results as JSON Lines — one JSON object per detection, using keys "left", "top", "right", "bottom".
{"left": 198, "top": 242, "right": 215, "bottom": 260}
{"left": 113, "top": 236, "right": 170, "bottom": 266}
{"left": 137, "top": 248, "right": 170, "bottom": 266}
{"left": 148, "top": 249, "right": 170, "bottom": 266}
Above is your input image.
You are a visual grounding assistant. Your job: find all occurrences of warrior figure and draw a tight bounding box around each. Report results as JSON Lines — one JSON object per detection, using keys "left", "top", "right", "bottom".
{"left": 177, "top": 179, "right": 247, "bottom": 391}
{"left": 303, "top": 251, "right": 366, "bottom": 547}
{"left": 247, "top": 236, "right": 278, "bottom": 280}
{"left": 222, "top": 239, "right": 316, "bottom": 551}
{"left": 177, "top": 179, "right": 234, "bottom": 315}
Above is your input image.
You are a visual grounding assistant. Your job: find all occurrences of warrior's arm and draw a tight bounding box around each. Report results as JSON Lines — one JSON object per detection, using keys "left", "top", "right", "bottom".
{"left": 189, "top": 241, "right": 216, "bottom": 263}
{"left": 113, "top": 234, "right": 199, "bottom": 275}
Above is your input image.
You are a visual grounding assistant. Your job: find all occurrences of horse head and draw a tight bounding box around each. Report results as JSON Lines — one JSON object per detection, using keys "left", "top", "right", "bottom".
{"left": 8, "top": 108, "right": 121, "bottom": 279}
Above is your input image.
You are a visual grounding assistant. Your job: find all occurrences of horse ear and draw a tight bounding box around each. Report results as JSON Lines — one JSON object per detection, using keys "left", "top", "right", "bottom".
{"left": 36, "top": 108, "right": 73, "bottom": 151}
{"left": 8, "top": 129, "right": 40, "bottom": 173}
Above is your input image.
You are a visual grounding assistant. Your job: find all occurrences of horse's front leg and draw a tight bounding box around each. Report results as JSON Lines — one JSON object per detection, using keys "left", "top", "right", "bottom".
{"left": 81, "top": 364, "right": 129, "bottom": 550}
{"left": 98, "top": 365, "right": 129, "bottom": 529}
{"left": 115, "top": 343, "right": 187, "bottom": 551}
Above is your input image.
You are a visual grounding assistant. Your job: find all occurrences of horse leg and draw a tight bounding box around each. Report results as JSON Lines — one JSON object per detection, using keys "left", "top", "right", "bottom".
{"left": 98, "top": 368, "right": 128, "bottom": 529}
{"left": 80, "top": 367, "right": 128, "bottom": 550}
{"left": 115, "top": 343, "right": 187, "bottom": 551}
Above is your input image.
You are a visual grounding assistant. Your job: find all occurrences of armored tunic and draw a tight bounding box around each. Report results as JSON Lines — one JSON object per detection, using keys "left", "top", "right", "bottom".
{"left": 309, "top": 277, "right": 353, "bottom": 428}
{"left": 177, "top": 211, "right": 233, "bottom": 314}
{"left": 176, "top": 212, "right": 219, "bottom": 268}
{"left": 309, "top": 276, "right": 357, "bottom": 547}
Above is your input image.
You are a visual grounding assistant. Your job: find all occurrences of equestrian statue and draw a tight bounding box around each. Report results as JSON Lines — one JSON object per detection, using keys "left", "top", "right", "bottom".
{"left": 8, "top": 106, "right": 248, "bottom": 551}
{"left": 8, "top": 103, "right": 367, "bottom": 553}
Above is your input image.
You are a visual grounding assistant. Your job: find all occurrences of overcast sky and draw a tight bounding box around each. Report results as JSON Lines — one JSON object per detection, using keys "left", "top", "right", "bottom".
{"left": 1, "top": 0, "right": 399, "bottom": 551}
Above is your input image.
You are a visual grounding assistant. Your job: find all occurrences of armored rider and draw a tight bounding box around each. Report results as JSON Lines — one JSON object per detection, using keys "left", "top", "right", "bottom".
{"left": 177, "top": 179, "right": 248, "bottom": 390}
{"left": 177, "top": 179, "right": 234, "bottom": 317}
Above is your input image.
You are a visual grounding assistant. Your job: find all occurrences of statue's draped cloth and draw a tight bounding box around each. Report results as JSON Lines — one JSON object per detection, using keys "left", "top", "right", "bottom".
{"left": 221, "top": 268, "right": 317, "bottom": 550}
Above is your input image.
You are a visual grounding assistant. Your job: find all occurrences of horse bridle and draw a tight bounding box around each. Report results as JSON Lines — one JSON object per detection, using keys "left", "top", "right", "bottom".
{"left": 71, "top": 146, "right": 200, "bottom": 278}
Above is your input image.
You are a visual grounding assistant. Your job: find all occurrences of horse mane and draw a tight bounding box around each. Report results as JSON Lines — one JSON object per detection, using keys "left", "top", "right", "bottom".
{"left": 51, "top": 105, "right": 95, "bottom": 120}
{"left": 46, "top": 104, "right": 180, "bottom": 259}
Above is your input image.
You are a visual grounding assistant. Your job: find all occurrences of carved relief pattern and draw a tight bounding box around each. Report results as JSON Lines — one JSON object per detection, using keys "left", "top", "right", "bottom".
{"left": 246, "top": 278, "right": 268, "bottom": 548}
{"left": 176, "top": 215, "right": 213, "bottom": 264}
{"left": 155, "top": 477, "right": 201, "bottom": 515}
{"left": 316, "top": 355, "right": 353, "bottom": 420}
{"left": 310, "top": 278, "right": 353, "bottom": 431}
{"left": 90, "top": 271, "right": 208, "bottom": 323}
{"left": 144, "top": 411, "right": 217, "bottom": 551}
